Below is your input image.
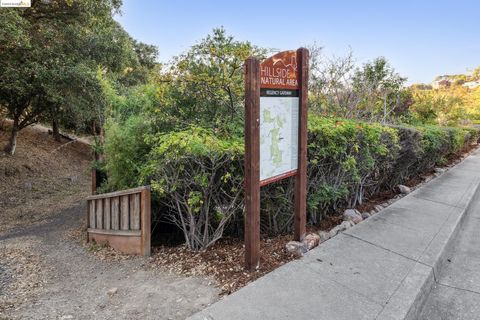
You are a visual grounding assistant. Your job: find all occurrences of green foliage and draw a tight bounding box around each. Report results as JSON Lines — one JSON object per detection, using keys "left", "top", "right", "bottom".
{"left": 306, "top": 117, "right": 399, "bottom": 222}
{"left": 103, "top": 115, "right": 150, "bottom": 190}
{"left": 99, "top": 76, "right": 165, "bottom": 190}
{"left": 104, "top": 103, "right": 479, "bottom": 247}
{"left": 0, "top": 0, "right": 158, "bottom": 154}
{"left": 150, "top": 27, "right": 266, "bottom": 135}
{"left": 308, "top": 52, "right": 410, "bottom": 123}
{"left": 97, "top": 27, "right": 480, "bottom": 250}
{"left": 140, "top": 127, "right": 244, "bottom": 251}
{"left": 409, "top": 67, "right": 480, "bottom": 125}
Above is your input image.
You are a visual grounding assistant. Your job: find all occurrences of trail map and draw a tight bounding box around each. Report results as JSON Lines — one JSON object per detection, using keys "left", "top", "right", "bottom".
{"left": 259, "top": 96, "right": 299, "bottom": 181}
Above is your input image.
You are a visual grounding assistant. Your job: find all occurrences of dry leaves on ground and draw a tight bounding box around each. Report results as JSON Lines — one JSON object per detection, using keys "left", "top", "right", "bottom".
{"left": 149, "top": 235, "right": 298, "bottom": 295}
{"left": 0, "top": 245, "right": 49, "bottom": 314}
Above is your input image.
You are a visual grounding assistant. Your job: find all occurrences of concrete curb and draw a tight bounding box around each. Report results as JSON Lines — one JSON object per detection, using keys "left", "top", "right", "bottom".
{"left": 377, "top": 181, "right": 480, "bottom": 320}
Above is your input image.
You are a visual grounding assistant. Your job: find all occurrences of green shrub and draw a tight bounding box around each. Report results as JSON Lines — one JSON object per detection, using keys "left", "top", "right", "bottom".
{"left": 306, "top": 117, "right": 399, "bottom": 223}
{"left": 103, "top": 114, "right": 479, "bottom": 249}
{"left": 140, "top": 127, "right": 244, "bottom": 251}
{"left": 103, "top": 115, "right": 150, "bottom": 190}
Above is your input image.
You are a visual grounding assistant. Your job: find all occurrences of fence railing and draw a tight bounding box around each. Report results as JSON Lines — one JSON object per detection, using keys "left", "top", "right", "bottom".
{"left": 86, "top": 186, "right": 151, "bottom": 256}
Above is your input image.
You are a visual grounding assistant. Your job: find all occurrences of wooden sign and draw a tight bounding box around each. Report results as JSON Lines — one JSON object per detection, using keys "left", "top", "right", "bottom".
{"left": 260, "top": 50, "right": 299, "bottom": 90}
{"left": 244, "top": 48, "right": 309, "bottom": 271}
{"left": 259, "top": 50, "right": 300, "bottom": 186}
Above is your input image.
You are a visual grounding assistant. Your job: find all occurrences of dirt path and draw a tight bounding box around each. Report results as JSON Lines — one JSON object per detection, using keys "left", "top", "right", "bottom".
{"left": 1, "top": 203, "right": 219, "bottom": 320}
{"left": 0, "top": 123, "right": 219, "bottom": 320}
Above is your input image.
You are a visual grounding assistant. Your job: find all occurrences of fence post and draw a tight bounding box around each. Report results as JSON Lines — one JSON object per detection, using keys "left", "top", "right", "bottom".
{"left": 141, "top": 186, "right": 152, "bottom": 256}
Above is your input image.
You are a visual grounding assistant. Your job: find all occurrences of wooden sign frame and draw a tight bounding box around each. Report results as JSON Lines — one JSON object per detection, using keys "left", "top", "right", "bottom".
{"left": 244, "top": 48, "right": 309, "bottom": 270}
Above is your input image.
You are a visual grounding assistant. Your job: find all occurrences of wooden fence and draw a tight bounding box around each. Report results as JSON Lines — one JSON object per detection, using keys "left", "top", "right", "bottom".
{"left": 86, "top": 186, "right": 151, "bottom": 256}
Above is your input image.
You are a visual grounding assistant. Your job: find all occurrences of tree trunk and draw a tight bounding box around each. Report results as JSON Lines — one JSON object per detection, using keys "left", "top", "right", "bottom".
{"left": 4, "top": 118, "right": 19, "bottom": 155}
{"left": 382, "top": 92, "right": 387, "bottom": 124}
{"left": 52, "top": 118, "right": 61, "bottom": 142}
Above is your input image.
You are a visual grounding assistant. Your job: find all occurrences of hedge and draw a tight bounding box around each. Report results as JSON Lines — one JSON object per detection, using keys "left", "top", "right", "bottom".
{"left": 126, "top": 117, "right": 479, "bottom": 250}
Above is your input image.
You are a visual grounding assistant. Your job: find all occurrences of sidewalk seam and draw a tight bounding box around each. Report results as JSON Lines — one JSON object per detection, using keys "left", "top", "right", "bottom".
{"left": 411, "top": 195, "right": 469, "bottom": 209}
{"left": 435, "top": 282, "right": 480, "bottom": 296}
{"left": 342, "top": 232, "right": 432, "bottom": 269}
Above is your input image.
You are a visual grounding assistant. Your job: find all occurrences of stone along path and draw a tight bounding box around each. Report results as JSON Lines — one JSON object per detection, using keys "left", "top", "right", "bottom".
{"left": 190, "top": 148, "right": 480, "bottom": 320}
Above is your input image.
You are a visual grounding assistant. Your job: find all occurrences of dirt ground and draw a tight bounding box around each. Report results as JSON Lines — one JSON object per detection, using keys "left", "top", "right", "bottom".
{"left": 0, "top": 123, "right": 219, "bottom": 320}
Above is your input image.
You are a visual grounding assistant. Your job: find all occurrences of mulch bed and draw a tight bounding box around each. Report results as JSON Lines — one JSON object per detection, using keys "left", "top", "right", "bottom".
{"left": 147, "top": 213, "right": 349, "bottom": 296}
{"left": 148, "top": 206, "right": 351, "bottom": 295}
{"left": 149, "top": 235, "right": 298, "bottom": 295}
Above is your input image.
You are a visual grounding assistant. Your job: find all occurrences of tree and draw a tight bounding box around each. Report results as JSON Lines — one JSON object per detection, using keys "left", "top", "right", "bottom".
{"left": 308, "top": 45, "right": 357, "bottom": 117}
{"left": 472, "top": 66, "right": 480, "bottom": 81}
{"left": 308, "top": 52, "right": 408, "bottom": 123}
{"left": 351, "top": 57, "right": 407, "bottom": 122}
{"left": 0, "top": 0, "right": 156, "bottom": 154}
{"left": 151, "top": 27, "right": 266, "bottom": 136}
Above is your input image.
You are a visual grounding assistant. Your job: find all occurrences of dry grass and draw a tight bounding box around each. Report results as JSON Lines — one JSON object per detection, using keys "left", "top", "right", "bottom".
{"left": 0, "top": 122, "right": 92, "bottom": 234}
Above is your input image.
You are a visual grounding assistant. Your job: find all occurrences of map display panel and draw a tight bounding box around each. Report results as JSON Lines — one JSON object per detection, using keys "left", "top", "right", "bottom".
{"left": 260, "top": 94, "right": 299, "bottom": 182}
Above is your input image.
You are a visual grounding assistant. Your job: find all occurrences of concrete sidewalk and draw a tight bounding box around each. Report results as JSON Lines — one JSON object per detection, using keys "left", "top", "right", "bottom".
{"left": 189, "top": 149, "right": 480, "bottom": 320}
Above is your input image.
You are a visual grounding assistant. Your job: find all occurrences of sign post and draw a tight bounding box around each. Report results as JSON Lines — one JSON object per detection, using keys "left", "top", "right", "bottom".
{"left": 244, "top": 57, "right": 261, "bottom": 271}
{"left": 294, "top": 48, "right": 309, "bottom": 241}
{"left": 244, "top": 48, "right": 309, "bottom": 270}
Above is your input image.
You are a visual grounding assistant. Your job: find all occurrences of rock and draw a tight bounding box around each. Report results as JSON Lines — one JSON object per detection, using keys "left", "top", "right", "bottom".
{"left": 341, "top": 220, "right": 354, "bottom": 230}
{"left": 285, "top": 241, "right": 307, "bottom": 256}
{"left": 68, "top": 175, "right": 78, "bottom": 183}
{"left": 434, "top": 167, "right": 446, "bottom": 174}
{"left": 318, "top": 230, "right": 330, "bottom": 242}
{"left": 343, "top": 209, "right": 363, "bottom": 224}
{"left": 24, "top": 181, "right": 32, "bottom": 190}
{"left": 374, "top": 205, "right": 384, "bottom": 212}
{"left": 424, "top": 176, "right": 434, "bottom": 183}
{"left": 398, "top": 185, "right": 411, "bottom": 194}
{"left": 361, "top": 211, "right": 371, "bottom": 219}
{"left": 302, "top": 233, "right": 321, "bottom": 250}
{"left": 329, "top": 222, "right": 350, "bottom": 238}
{"left": 107, "top": 287, "right": 118, "bottom": 296}
{"left": 328, "top": 227, "right": 340, "bottom": 238}
{"left": 387, "top": 198, "right": 397, "bottom": 205}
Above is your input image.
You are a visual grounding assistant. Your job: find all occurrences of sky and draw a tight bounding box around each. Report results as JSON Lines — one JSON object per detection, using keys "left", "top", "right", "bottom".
{"left": 115, "top": 0, "right": 480, "bottom": 84}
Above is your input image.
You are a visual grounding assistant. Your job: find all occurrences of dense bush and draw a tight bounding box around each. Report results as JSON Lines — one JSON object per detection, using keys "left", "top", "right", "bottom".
{"left": 140, "top": 127, "right": 244, "bottom": 251}
{"left": 376, "top": 124, "right": 471, "bottom": 190}
{"left": 306, "top": 118, "right": 399, "bottom": 223}
{"left": 305, "top": 119, "right": 477, "bottom": 226}
{"left": 102, "top": 114, "right": 478, "bottom": 250}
